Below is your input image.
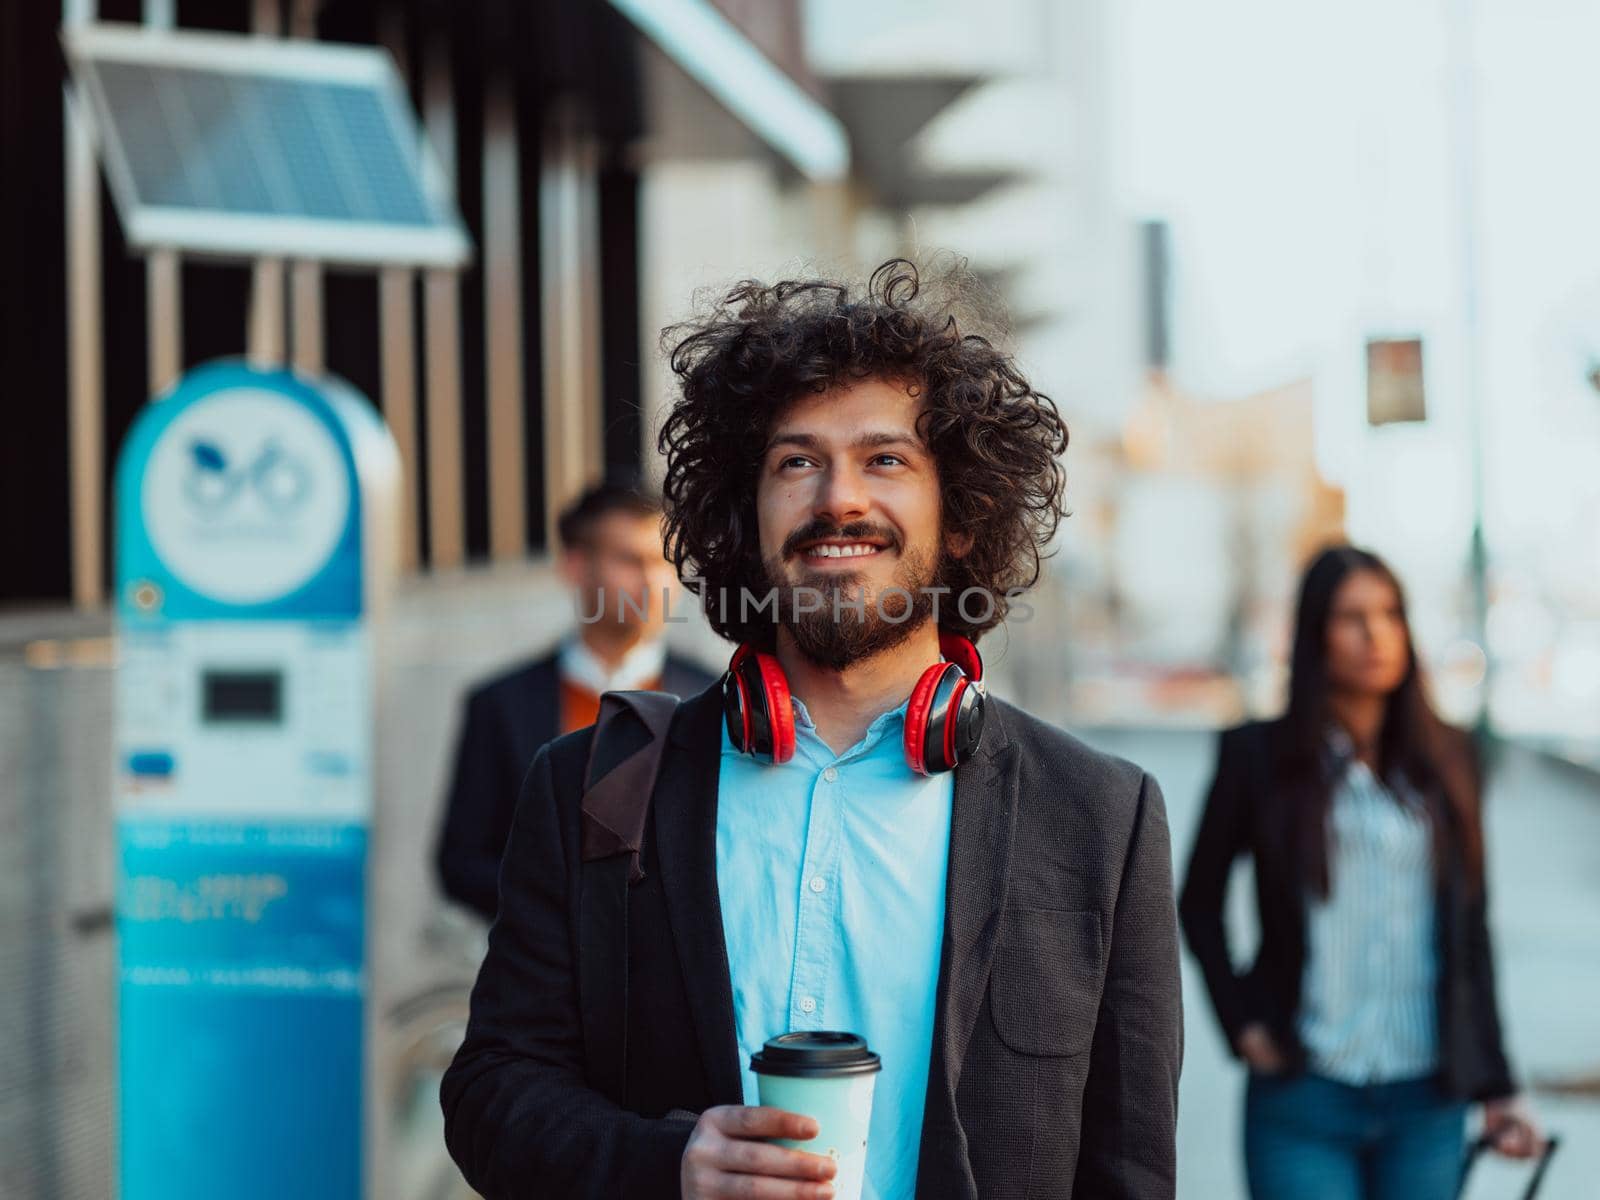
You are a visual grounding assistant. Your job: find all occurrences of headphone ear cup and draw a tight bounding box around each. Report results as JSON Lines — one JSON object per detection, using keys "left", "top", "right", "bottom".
{"left": 942, "top": 677, "right": 986, "bottom": 769}
{"left": 905, "top": 660, "right": 988, "bottom": 775}
{"left": 729, "top": 648, "right": 795, "bottom": 765}
{"left": 903, "top": 662, "right": 957, "bottom": 776}
{"left": 721, "top": 665, "right": 753, "bottom": 753}
{"left": 750, "top": 651, "right": 796, "bottom": 764}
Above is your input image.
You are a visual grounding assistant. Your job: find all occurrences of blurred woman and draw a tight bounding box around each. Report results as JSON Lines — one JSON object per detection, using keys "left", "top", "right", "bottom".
{"left": 1180, "top": 546, "right": 1542, "bottom": 1200}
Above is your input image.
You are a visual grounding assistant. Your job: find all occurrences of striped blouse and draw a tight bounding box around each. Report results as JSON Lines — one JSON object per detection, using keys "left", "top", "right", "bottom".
{"left": 1296, "top": 731, "right": 1439, "bottom": 1084}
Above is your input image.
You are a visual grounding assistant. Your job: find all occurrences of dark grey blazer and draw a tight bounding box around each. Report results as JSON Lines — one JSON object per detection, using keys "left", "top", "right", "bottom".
{"left": 440, "top": 684, "right": 1183, "bottom": 1199}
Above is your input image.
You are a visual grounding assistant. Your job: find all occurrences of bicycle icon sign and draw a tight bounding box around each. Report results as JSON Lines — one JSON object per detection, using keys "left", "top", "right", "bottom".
{"left": 184, "top": 436, "right": 312, "bottom": 516}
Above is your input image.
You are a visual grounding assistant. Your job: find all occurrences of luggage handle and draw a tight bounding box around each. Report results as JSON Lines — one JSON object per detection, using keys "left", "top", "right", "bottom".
{"left": 1457, "top": 1132, "right": 1561, "bottom": 1200}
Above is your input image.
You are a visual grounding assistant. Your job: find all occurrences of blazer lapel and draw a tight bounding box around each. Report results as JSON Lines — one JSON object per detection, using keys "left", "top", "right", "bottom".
{"left": 916, "top": 701, "right": 1021, "bottom": 1197}
{"left": 652, "top": 684, "right": 745, "bottom": 1105}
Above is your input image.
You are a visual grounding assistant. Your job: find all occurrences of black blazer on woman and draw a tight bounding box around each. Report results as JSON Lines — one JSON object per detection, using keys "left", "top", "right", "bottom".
{"left": 1178, "top": 719, "right": 1515, "bottom": 1101}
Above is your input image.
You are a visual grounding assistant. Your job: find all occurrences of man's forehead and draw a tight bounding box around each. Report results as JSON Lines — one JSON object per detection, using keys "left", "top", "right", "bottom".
{"left": 588, "top": 508, "right": 665, "bottom": 545}
{"left": 768, "top": 378, "right": 926, "bottom": 445}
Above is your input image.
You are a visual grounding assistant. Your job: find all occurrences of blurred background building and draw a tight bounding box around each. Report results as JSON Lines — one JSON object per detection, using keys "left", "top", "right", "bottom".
{"left": 3, "top": 0, "right": 1598, "bottom": 1196}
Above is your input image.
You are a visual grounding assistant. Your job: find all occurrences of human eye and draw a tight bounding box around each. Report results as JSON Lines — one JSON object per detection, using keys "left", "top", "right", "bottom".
{"left": 869, "top": 452, "right": 905, "bottom": 468}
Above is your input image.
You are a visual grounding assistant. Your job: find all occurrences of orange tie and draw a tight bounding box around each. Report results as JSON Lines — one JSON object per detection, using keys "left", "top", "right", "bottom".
{"left": 560, "top": 675, "right": 663, "bottom": 734}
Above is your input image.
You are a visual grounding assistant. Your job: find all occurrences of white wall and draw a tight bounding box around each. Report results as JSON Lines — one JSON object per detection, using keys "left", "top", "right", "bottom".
{"left": 637, "top": 160, "right": 865, "bottom": 483}
{"left": 1112, "top": 0, "right": 1600, "bottom": 624}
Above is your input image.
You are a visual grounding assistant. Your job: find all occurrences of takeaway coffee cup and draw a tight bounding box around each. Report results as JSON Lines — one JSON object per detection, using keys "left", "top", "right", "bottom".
{"left": 752, "top": 1032, "right": 881, "bottom": 1200}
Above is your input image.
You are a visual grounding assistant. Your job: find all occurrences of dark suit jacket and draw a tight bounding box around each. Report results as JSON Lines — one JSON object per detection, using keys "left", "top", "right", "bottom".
{"left": 434, "top": 648, "right": 718, "bottom": 921}
{"left": 1178, "top": 719, "right": 1515, "bottom": 1101}
{"left": 440, "top": 684, "right": 1183, "bottom": 1199}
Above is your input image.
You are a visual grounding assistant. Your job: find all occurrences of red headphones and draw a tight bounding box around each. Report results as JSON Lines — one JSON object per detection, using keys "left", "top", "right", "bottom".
{"left": 721, "top": 632, "right": 987, "bottom": 776}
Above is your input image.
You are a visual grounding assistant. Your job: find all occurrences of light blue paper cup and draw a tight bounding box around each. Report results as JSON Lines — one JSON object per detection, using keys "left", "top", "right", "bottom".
{"left": 752, "top": 1032, "right": 881, "bottom": 1200}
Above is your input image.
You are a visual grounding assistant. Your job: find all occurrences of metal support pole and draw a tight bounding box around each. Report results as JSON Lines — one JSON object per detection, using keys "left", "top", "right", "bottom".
{"left": 483, "top": 72, "right": 528, "bottom": 561}
{"left": 248, "top": 259, "right": 286, "bottom": 365}
{"left": 147, "top": 251, "right": 181, "bottom": 395}
{"left": 64, "top": 0, "right": 103, "bottom": 608}
{"left": 377, "top": 9, "right": 420, "bottom": 571}
{"left": 1450, "top": 0, "right": 1493, "bottom": 742}
{"left": 248, "top": 0, "right": 286, "bottom": 365}
{"left": 539, "top": 100, "right": 603, "bottom": 549}
{"left": 145, "top": 0, "right": 181, "bottom": 396}
{"left": 378, "top": 269, "right": 420, "bottom": 570}
{"left": 290, "top": 260, "right": 324, "bottom": 375}
{"left": 422, "top": 34, "right": 465, "bottom": 567}
{"left": 288, "top": 0, "right": 323, "bottom": 376}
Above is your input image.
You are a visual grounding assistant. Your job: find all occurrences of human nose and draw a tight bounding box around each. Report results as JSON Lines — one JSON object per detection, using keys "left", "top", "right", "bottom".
{"left": 813, "top": 461, "right": 869, "bottom": 525}
{"left": 1364, "top": 613, "right": 1399, "bottom": 648}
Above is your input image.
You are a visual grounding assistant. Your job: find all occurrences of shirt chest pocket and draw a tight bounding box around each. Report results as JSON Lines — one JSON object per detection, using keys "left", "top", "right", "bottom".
{"left": 988, "top": 907, "right": 1106, "bottom": 1057}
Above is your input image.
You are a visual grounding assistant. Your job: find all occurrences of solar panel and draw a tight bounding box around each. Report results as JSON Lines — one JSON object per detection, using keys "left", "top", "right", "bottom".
{"left": 63, "top": 24, "right": 470, "bottom": 268}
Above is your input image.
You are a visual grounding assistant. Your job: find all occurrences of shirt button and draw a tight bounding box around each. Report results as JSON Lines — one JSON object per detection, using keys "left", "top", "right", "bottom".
{"left": 822, "top": 766, "right": 838, "bottom": 783}
{"left": 809, "top": 876, "right": 827, "bottom": 894}
{"left": 799, "top": 996, "right": 817, "bottom": 1014}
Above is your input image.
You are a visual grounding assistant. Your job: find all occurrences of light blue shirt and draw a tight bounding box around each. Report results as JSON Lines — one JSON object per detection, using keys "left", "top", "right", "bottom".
{"left": 716, "top": 697, "right": 954, "bottom": 1200}
{"left": 1297, "top": 732, "right": 1439, "bottom": 1084}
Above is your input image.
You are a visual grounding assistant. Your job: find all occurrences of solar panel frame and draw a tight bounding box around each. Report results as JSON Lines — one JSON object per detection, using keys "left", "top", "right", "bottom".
{"left": 62, "top": 23, "right": 471, "bottom": 269}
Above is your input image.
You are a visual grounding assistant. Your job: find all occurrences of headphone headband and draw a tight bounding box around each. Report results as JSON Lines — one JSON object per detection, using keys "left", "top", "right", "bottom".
{"left": 721, "top": 632, "right": 985, "bottom": 774}
{"left": 937, "top": 631, "right": 984, "bottom": 685}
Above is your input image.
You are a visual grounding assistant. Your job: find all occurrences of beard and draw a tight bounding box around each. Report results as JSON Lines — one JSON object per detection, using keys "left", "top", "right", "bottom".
{"left": 762, "top": 521, "right": 942, "bottom": 672}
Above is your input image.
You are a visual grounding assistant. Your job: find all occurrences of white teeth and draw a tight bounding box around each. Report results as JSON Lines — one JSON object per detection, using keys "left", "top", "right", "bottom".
{"left": 809, "top": 542, "right": 878, "bottom": 558}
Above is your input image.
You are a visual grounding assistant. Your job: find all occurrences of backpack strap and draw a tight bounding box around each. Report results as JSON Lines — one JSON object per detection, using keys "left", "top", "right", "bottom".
{"left": 578, "top": 689, "right": 679, "bottom": 1105}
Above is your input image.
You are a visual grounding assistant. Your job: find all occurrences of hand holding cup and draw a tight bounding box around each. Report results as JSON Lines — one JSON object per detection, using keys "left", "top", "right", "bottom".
{"left": 751, "top": 1032, "right": 881, "bottom": 1200}
{"left": 680, "top": 1105, "right": 837, "bottom": 1200}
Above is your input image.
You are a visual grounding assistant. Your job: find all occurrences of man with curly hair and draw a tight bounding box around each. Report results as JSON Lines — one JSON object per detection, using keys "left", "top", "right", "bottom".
{"left": 442, "top": 261, "right": 1183, "bottom": 1199}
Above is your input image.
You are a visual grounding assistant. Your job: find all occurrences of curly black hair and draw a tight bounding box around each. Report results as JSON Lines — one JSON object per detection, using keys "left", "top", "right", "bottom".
{"left": 657, "top": 258, "right": 1069, "bottom": 648}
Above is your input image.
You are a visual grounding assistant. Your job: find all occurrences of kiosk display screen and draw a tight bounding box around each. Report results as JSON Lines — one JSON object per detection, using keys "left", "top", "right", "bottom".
{"left": 202, "top": 669, "right": 283, "bottom": 723}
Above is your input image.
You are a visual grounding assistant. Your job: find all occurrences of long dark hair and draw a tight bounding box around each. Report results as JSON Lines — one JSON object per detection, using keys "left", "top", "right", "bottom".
{"left": 1280, "top": 546, "right": 1483, "bottom": 896}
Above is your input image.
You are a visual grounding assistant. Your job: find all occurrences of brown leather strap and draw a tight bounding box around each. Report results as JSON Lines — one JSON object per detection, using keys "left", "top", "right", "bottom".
{"left": 578, "top": 690, "right": 679, "bottom": 1104}
{"left": 580, "top": 690, "right": 679, "bottom": 884}
{"left": 582, "top": 694, "right": 681, "bottom": 883}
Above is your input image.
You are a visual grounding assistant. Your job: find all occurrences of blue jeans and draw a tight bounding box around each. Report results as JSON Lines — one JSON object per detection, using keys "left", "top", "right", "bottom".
{"left": 1244, "top": 1071, "right": 1468, "bottom": 1200}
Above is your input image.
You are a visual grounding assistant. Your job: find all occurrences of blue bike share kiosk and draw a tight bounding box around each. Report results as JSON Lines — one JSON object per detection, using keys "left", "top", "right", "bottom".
{"left": 114, "top": 361, "right": 397, "bottom": 1198}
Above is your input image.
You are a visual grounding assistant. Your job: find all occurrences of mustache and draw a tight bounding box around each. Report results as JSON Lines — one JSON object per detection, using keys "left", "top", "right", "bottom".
{"left": 781, "top": 518, "right": 902, "bottom": 559}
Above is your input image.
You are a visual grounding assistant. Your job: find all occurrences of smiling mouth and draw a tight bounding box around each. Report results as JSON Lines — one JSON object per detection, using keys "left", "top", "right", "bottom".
{"left": 798, "top": 540, "right": 888, "bottom": 562}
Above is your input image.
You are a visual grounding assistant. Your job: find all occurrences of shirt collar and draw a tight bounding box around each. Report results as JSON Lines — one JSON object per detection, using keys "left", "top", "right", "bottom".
{"left": 1324, "top": 724, "right": 1422, "bottom": 797}
{"left": 785, "top": 649, "right": 950, "bottom": 738}
{"left": 788, "top": 695, "right": 910, "bottom": 761}
{"left": 1325, "top": 724, "right": 1357, "bottom": 761}
{"left": 789, "top": 695, "right": 908, "bottom": 732}
{"left": 558, "top": 635, "right": 668, "bottom": 695}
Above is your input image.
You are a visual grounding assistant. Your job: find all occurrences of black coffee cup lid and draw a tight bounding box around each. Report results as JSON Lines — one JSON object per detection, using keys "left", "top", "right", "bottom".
{"left": 751, "top": 1031, "right": 882, "bottom": 1078}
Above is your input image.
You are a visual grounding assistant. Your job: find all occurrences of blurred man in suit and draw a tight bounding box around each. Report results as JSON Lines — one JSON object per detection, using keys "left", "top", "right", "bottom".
{"left": 434, "top": 481, "right": 717, "bottom": 921}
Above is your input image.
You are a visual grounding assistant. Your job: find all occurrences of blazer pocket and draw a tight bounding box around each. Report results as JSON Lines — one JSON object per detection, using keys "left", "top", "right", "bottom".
{"left": 988, "top": 907, "right": 1105, "bottom": 1057}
